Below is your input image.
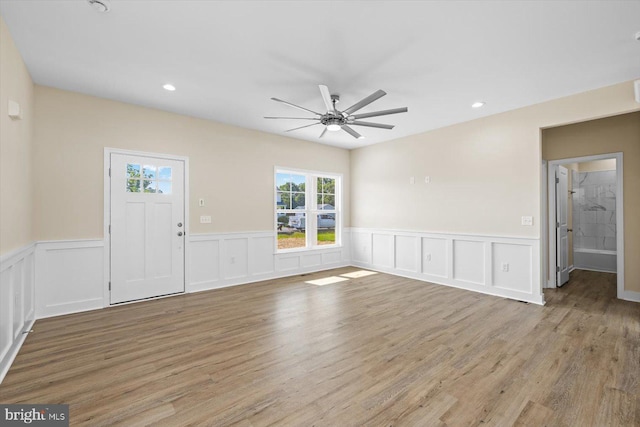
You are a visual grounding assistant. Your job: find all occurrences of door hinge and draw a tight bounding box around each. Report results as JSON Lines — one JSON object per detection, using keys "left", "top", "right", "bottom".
{"left": 108, "top": 225, "right": 111, "bottom": 234}
{"left": 555, "top": 177, "right": 559, "bottom": 183}
{"left": 108, "top": 281, "right": 111, "bottom": 290}
{"left": 109, "top": 168, "right": 111, "bottom": 177}
{"left": 556, "top": 266, "right": 560, "bottom": 272}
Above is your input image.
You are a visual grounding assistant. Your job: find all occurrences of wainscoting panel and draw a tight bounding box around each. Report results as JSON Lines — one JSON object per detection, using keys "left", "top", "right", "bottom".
{"left": 351, "top": 231, "right": 371, "bottom": 264}
{"left": 395, "top": 235, "right": 419, "bottom": 273}
{"left": 189, "top": 239, "right": 220, "bottom": 285}
{"left": 223, "top": 238, "right": 249, "bottom": 280}
{"left": 422, "top": 237, "right": 448, "bottom": 278}
{"left": 0, "top": 243, "right": 36, "bottom": 384}
{"left": 350, "top": 228, "right": 543, "bottom": 305}
{"left": 188, "top": 230, "right": 350, "bottom": 293}
{"left": 372, "top": 234, "right": 394, "bottom": 268}
{"left": 453, "top": 240, "right": 486, "bottom": 285}
{"left": 492, "top": 243, "right": 532, "bottom": 293}
{"left": 251, "top": 236, "right": 276, "bottom": 276}
{"left": 35, "top": 240, "right": 105, "bottom": 319}
{"left": 276, "top": 255, "right": 300, "bottom": 272}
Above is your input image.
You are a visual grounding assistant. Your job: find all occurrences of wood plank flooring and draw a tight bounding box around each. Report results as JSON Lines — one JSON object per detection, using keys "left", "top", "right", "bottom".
{"left": 1, "top": 268, "right": 638, "bottom": 426}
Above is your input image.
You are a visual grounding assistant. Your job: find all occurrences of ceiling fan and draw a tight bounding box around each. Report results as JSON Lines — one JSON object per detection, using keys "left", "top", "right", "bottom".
{"left": 265, "top": 85, "right": 408, "bottom": 139}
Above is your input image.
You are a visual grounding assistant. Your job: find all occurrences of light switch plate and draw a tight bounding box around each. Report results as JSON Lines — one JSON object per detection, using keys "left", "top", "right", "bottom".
{"left": 425, "top": 176, "right": 431, "bottom": 184}
{"left": 521, "top": 216, "right": 533, "bottom": 226}
{"left": 200, "top": 215, "right": 211, "bottom": 224}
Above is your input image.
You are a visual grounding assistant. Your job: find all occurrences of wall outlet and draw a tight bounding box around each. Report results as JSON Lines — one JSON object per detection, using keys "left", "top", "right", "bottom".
{"left": 521, "top": 216, "right": 533, "bottom": 226}
{"left": 199, "top": 198, "right": 205, "bottom": 207}
{"left": 200, "top": 215, "right": 211, "bottom": 224}
{"left": 501, "top": 263, "right": 509, "bottom": 272}
{"left": 425, "top": 176, "right": 431, "bottom": 184}
{"left": 425, "top": 253, "right": 432, "bottom": 262}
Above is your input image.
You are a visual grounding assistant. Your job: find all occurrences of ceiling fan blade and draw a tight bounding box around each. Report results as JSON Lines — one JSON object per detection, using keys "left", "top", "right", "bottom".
{"left": 285, "top": 122, "right": 320, "bottom": 132}
{"left": 341, "top": 125, "right": 364, "bottom": 139}
{"left": 264, "top": 117, "right": 320, "bottom": 120}
{"left": 343, "top": 90, "right": 386, "bottom": 115}
{"left": 319, "top": 127, "right": 328, "bottom": 138}
{"left": 271, "top": 97, "right": 322, "bottom": 116}
{"left": 319, "top": 85, "right": 335, "bottom": 113}
{"left": 351, "top": 107, "right": 408, "bottom": 120}
{"left": 349, "top": 121, "right": 394, "bottom": 130}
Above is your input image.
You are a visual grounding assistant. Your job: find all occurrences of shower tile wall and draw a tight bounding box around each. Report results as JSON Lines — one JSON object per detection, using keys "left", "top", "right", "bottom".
{"left": 573, "top": 170, "right": 616, "bottom": 251}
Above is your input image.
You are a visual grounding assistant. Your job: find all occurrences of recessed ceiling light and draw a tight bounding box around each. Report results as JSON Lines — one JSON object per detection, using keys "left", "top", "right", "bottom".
{"left": 86, "top": 0, "right": 110, "bottom": 13}
{"left": 163, "top": 84, "right": 176, "bottom": 91}
{"left": 471, "top": 101, "right": 485, "bottom": 108}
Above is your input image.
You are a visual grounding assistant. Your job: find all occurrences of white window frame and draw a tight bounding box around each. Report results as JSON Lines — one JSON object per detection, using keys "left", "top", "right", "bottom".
{"left": 274, "top": 167, "right": 342, "bottom": 253}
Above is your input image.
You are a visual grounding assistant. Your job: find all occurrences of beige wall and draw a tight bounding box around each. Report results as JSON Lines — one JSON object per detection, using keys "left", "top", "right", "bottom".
{"left": 543, "top": 111, "right": 640, "bottom": 293}
{"left": 0, "top": 17, "right": 34, "bottom": 255}
{"left": 578, "top": 159, "right": 616, "bottom": 172}
{"left": 33, "top": 86, "right": 350, "bottom": 240}
{"left": 351, "top": 81, "right": 638, "bottom": 238}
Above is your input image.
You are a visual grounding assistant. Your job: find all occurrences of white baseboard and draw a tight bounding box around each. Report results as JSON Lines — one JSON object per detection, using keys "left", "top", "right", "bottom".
{"left": 572, "top": 267, "right": 617, "bottom": 274}
{"left": 620, "top": 290, "right": 640, "bottom": 303}
{"left": 0, "top": 319, "right": 35, "bottom": 385}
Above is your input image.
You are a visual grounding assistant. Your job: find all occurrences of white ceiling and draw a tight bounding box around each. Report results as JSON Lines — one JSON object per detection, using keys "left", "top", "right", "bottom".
{"left": 1, "top": 1, "right": 639, "bottom": 149}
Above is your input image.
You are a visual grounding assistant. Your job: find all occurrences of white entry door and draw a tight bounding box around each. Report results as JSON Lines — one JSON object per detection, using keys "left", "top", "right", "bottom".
{"left": 110, "top": 153, "right": 185, "bottom": 304}
{"left": 556, "top": 165, "right": 570, "bottom": 287}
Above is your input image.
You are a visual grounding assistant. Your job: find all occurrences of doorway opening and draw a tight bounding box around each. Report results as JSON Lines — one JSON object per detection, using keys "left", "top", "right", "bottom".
{"left": 545, "top": 153, "right": 624, "bottom": 298}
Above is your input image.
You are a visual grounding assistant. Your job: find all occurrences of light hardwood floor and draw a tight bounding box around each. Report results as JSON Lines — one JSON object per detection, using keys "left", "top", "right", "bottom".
{"left": 1, "top": 268, "right": 638, "bottom": 426}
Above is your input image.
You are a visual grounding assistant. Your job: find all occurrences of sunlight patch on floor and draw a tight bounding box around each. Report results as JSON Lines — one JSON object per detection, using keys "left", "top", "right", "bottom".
{"left": 305, "top": 276, "right": 350, "bottom": 286}
{"left": 340, "top": 270, "right": 378, "bottom": 279}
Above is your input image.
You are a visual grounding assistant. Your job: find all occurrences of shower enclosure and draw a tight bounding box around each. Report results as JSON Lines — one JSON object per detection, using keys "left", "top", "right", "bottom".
{"left": 572, "top": 169, "right": 617, "bottom": 272}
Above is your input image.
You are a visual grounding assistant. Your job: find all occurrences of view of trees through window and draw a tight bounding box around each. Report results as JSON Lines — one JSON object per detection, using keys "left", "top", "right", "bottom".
{"left": 126, "top": 163, "right": 172, "bottom": 194}
{"left": 276, "top": 170, "right": 338, "bottom": 250}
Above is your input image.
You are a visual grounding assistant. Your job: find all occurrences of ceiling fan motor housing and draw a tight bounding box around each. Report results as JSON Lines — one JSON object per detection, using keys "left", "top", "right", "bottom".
{"left": 320, "top": 115, "right": 346, "bottom": 127}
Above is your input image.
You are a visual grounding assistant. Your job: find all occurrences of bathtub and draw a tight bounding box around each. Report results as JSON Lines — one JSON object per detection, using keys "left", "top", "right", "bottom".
{"left": 573, "top": 248, "right": 617, "bottom": 273}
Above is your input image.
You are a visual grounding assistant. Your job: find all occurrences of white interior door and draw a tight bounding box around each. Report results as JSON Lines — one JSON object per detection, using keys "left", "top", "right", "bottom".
{"left": 556, "top": 165, "right": 570, "bottom": 287}
{"left": 110, "top": 153, "right": 185, "bottom": 304}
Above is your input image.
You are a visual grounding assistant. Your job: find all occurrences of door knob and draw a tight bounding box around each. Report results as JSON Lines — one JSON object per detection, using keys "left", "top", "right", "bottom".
{"left": 177, "top": 222, "right": 183, "bottom": 227}
{"left": 177, "top": 231, "right": 183, "bottom": 236}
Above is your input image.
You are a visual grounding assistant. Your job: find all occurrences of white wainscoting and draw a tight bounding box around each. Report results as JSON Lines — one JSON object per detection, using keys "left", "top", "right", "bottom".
{"left": 0, "top": 243, "right": 36, "bottom": 383}
{"left": 350, "top": 228, "right": 544, "bottom": 305}
{"left": 188, "top": 230, "right": 351, "bottom": 292}
{"left": 35, "top": 240, "right": 105, "bottom": 319}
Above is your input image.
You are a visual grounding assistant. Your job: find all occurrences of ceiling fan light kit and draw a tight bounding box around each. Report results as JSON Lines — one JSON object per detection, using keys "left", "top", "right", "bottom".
{"left": 266, "top": 85, "right": 408, "bottom": 140}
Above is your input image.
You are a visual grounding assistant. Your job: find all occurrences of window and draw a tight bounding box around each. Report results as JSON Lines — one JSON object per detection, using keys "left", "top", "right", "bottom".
{"left": 126, "top": 163, "right": 172, "bottom": 194}
{"left": 275, "top": 169, "right": 341, "bottom": 251}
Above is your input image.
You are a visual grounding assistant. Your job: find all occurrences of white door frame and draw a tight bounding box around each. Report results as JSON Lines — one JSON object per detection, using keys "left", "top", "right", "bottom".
{"left": 103, "top": 148, "right": 190, "bottom": 307}
{"left": 544, "top": 152, "right": 624, "bottom": 299}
